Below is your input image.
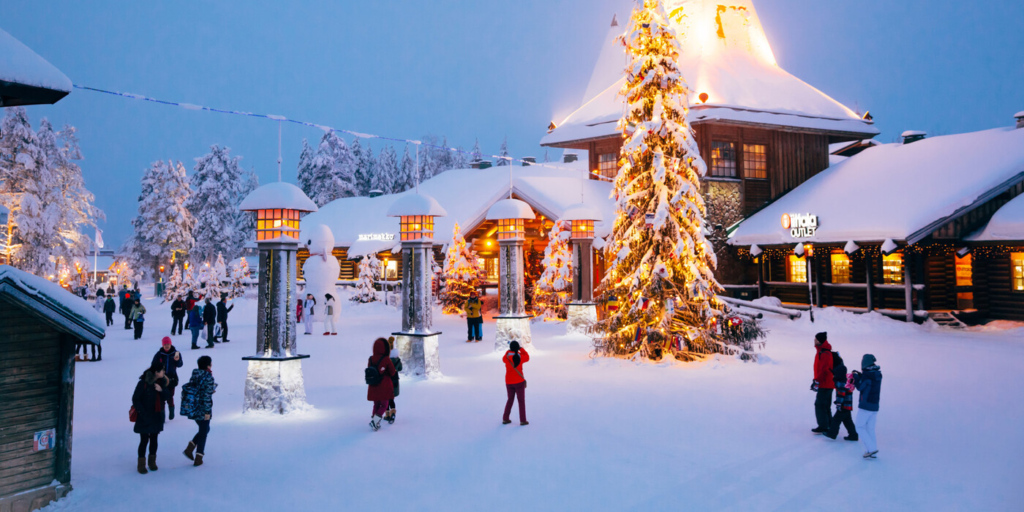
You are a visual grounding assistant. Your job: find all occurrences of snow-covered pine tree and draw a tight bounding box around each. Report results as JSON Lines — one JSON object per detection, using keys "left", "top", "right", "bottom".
{"left": 188, "top": 145, "right": 249, "bottom": 264}
{"left": 470, "top": 139, "right": 483, "bottom": 164}
{"left": 436, "top": 137, "right": 455, "bottom": 175}
{"left": 233, "top": 169, "right": 258, "bottom": 256}
{"left": 373, "top": 145, "right": 400, "bottom": 195}
{"left": 595, "top": 0, "right": 725, "bottom": 361}
{"left": 452, "top": 146, "right": 469, "bottom": 170}
{"left": 351, "top": 138, "right": 375, "bottom": 196}
{"left": 164, "top": 265, "right": 183, "bottom": 300}
{"left": 440, "top": 222, "right": 480, "bottom": 314}
{"left": 127, "top": 160, "right": 195, "bottom": 278}
{"left": 418, "top": 135, "right": 440, "bottom": 179}
{"left": 351, "top": 255, "right": 379, "bottom": 303}
{"left": 495, "top": 136, "right": 510, "bottom": 166}
{"left": 397, "top": 145, "right": 416, "bottom": 193}
{"left": 228, "top": 257, "right": 249, "bottom": 298}
{"left": 183, "top": 263, "right": 200, "bottom": 295}
{"left": 533, "top": 220, "right": 573, "bottom": 320}
{"left": 308, "top": 130, "right": 358, "bottom": 206}
{"left": 208, "top": 252, "right": 228, "bottom": 299}
{"left": 296, "top": 138, "right": 316, "bottom": 199}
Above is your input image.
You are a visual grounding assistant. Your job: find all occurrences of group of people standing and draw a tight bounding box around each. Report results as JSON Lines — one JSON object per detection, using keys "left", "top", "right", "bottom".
{"left": 132, "top": 336, "right": 217, "bottom": 474}
{"left": 811, "top": 332, "right": 883, "bottom": 459}
{"left": 297, "top": 292, "right": 338, "bottom": 336}
{"left": 170, "top": 291, "right": 233, "bottom": 349}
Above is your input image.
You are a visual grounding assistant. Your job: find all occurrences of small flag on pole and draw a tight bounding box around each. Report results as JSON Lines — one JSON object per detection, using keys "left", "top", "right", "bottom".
{"left": 95, "top": 229, "right": 104, "bottom": 249}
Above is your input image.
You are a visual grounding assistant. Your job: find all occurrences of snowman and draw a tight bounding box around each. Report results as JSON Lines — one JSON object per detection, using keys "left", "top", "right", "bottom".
{"left": 302, "top": 224, "right": 341, "bottom": 335}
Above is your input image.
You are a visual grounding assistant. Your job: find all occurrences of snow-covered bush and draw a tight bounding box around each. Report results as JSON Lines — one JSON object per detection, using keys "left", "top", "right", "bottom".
{"left": 533, "top": 220, "right": 573, "bottom": 320}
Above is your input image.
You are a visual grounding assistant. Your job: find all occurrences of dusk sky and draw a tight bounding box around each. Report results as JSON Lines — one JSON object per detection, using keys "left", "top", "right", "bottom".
{"left": 6, "top": 0, "right": 1023, "bottom": 248}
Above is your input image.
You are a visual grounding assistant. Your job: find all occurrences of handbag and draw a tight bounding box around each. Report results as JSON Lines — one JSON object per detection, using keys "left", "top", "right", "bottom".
{"left": 214, "top": 324, "right": 223, "bottom": 338}
{"left": 129, "top": 406, "right": 137, "bottom": 422}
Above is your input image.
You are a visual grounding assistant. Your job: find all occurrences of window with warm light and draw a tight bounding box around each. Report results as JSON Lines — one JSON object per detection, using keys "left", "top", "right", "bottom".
{"left": 882, "top": 253, "right": 904, "bottom": 285}
{"left": 256, "top": 209, "right": 300, "bottom": 241}
{"left": 1012, "top": 253, "right": 1024, "bottom": 291}
{"left": 710, "top": 141, "right": 736, "bottom": 178}
{"left": 955, "top": 254, "right": 973, "bottom": 286}
{"left": 743, "top": 143, "right": 767, "bottom": 179}
{"left": 571, "top": 220, "right": 594, "bottom": 239}
{"left": 597, "top": 153, "right": 618, "bottom": 179}
{"left": 831, "top": 252, "right": 851, "bottom": 284}
{"left": 399, "top": 215, "right": 434, "bottom": 241}
{"left": 497, "top": 219, "right": 525, "bottom": 240}
{"left": 480, "top": 257, "right": 498, "bottom": 281}
{"left": 788, "top": 254, "right": 807, "bottom": 283}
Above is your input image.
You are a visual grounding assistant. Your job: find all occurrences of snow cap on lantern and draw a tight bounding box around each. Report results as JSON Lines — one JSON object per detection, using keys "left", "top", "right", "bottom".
{"left": 239, "top": 182, "right": 318, "bottom": 242}
{"left": 561, "top": 203, "right": 603, "bottom": 240}
{"left": 486, "top": 199, "right": 535, "bottom": 241}
{"left": 386, "top": 193, "right": 447, "bottom": 241}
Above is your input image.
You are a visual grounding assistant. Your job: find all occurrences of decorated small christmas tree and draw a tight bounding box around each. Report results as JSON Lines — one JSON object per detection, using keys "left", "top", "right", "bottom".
{"left": 228, "top": 258, "right": 249, "bottom": 298}
{"left": 440, "top": 222, "right": 480, "bottom": 315}
{"left": 352, "top": 255, "right": 380, "bottom": 303}
{"left": 595, "top": 0, "right": 726, "bottom": 361}
{"left": 164, "top": 265, "right": 183, "bottom": 300}
{"left": 533, "top": 220, "right": 573, "bottom": 320}
{"left": 183, "top": 263, "right": 199, "bottom": 296}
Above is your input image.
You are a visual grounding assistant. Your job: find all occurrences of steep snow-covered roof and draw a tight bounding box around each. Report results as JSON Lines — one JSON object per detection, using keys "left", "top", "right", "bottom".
{"left": 301, "top": 165, "right": 615, "bottom": 257}
{"left": 968, "top": 193, "right": 1024, "bottom": 242}
{"left": 239, "top": 182, "right": 318, "bottom": 212}
{"left": 386, "top": 193, "right": 447, "bottom": 217}
{"left": 729, "top": 126, "right": 1024, "bottom": 246}
{"left": 0, "top": 28, "right": 72, "bottom": 106}
{"left": 0, "top": 265, "right": 105, "bottom": 344}
{"left": 542, "top": 0, "right": 877, "bottom": 147}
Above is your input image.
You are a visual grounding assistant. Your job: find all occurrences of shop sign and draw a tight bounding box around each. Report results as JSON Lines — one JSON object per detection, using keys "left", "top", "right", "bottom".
{"left": 357, "top": 233, "right": 395, "bottom": 242}
{"left": 781, "top": 213, "right": 818, "bottom": 238}
{"left": 33, "top": 429, "right": 55, "bottom": 451}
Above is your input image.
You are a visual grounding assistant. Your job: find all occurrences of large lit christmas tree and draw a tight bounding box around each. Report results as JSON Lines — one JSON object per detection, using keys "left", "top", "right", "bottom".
{"left": 440, "top": 222, "right": 480, "bottom": 315}
{"left": 533, "top": 220, "right": 573, "bottom": 320}
{"left": 595, "top": 0, "right": 726, "bottom": 361}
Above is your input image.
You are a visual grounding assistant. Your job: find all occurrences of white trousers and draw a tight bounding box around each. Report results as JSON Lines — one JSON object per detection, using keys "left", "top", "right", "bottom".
{"left": 324, "top": 315, "right": 336, "bottom": 334}
{"left": 304, "top": 314, "right": 314, "bottom": 334}
{"left": 855, "top": 409, "right": 878, "bottom": 454}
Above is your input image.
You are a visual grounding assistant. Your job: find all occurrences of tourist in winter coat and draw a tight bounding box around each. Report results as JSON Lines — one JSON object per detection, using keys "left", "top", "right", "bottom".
{"left": 171, "top": 296, "right": 186, "bottom": 336}
{"left": 131, "top": 299, "right": 147, "bottom": 340}
{"left": 502, "top": 340, "right": 530, "bottom": 425}
{"left": 811, "top": 332, "right": 834, "bottom": 434}
{"left": 133, "top": 361, "right": 171, "bottom": 474}
{"left": 323, "top": 293, "right": 338, "bottom": 336}
{"left": 202, "top": 297, "right": 218, "bottom": 346}
{"left": 93, "top": 291, "right": 104, "bottom": 313}
{"left": 384, "top": 336, "right": 403, "bottom": 424}
{"left": 152, "top": 337, "right": 183, "bottom": 420}
{"left": 120, "top": 286, "right": 133, "bottom": 329}
{"left": 182, "top": 355, "right": 217, "bottom": 467}
{"left": 216, "top": 296, "right": 234, "bottom": 343}
{"left": 185, "top": 291, "right": 198, "bottom": 329}
{"left": 465, "top": 291, "right": 483, "bottom": 343}
{"left": 188, "top": 303, "right": 205, "bottom": 349}
{"left": 303, "top": 294, "right": 316, "bottom": 335}
{"left": 367, "top": 337, "right": 397, "bottom": 431}
{"left": 853, "top": 354, "right": 883, "bottom": 459}
{"left": 103, "top": 295, "right": 116, "bottom": 327}
{"left": 825, "top": 352, "right": 858, "bottom": 441}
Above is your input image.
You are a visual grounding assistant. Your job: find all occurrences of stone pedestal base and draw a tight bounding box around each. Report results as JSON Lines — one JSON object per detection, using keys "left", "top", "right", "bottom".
{"left": 566, "top": 303, "right": 598, "bottom": 335}
{"left": 393, "top": 332, "right": 441, "bottom": 379}
{"left": 495, "top": 315, "right": 532, "bottom": 352}
{"left": 242, "top": 356, "right": 311, "bottom": 414}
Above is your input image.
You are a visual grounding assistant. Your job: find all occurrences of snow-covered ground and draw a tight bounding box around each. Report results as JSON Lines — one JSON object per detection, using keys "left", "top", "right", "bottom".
{"left": 43, "top": 289, "right": 1024, "bottom": 511}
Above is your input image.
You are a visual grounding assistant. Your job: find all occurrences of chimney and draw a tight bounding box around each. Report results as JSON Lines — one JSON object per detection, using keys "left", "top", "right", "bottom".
{"left": 901, "top": 130, "right": 926, "bottom": 145}
{"left": 1015, "top": 111, "right": 1024, "bottom": 129}
{"left": 563, "top": 153, "right": 579, "bottom": 164}
{"left": 521, "top": 157, "right": 536, "bottom": 167}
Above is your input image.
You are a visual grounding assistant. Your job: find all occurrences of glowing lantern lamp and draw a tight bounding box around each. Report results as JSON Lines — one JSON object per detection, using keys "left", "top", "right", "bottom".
{"left": 237, "top": 181, "right": 318, "bottom": 414}
{"left": 561, "top": 203, "right": 603, "bottom": 335}
{"left": 386, "top": 193, "right": 447, "bottom": 378}
{"left": 486, "top": 198, "right": 535, "bottom": 351}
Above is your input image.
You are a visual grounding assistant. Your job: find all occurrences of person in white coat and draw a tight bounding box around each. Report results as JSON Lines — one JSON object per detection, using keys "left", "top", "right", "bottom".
{"left": 301, "top": 224, "right": 341, "bottom": 335}
{"left": 323, "top": 293, "right": 338, "bottom": 335}
{"left": 303, "top": 293, "right": 316, "bottom": 335}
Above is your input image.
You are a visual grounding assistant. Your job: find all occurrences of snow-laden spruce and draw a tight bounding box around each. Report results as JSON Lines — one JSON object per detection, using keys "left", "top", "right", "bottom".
{"left": 440, "top": 222, "right": 480, "bottom": 315}
{"left": 298, "top": 131, "right": 358, "bottom": 207}
{"left": 124, "top": 160, "right": 194, "bottom": 280}
{"left": 352, "top": 255, "right": 380, "bottom": 303}
{"left": 187, "top": 145, "right": 257, "bottom": 264}
{"left": 533, "top": 220, "right": 573, "bottom": 320}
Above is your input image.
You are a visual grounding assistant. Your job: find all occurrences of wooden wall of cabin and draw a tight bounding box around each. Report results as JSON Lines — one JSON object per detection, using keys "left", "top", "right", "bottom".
{"left": 973, "top": 248, "right": 1024, "bottom": 321}
{"left": 0, "top": 300, "right": 63, "bottom": 497}
{"left": 923, "top": 252, "right": 957, "bottom": 311}
{"left": 296, "top": 248, "right": 359, "bottom": 281}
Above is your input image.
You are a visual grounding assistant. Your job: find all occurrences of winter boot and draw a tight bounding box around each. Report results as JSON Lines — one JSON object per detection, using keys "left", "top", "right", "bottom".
{"left": 502, "top": 419, "right": 512, "bottom": 425}
{"left": 183, "top": 441, "right": 196, "bottom": 461}
{"left": 811, "top": 427, "right": 827, "bottom": 434}
{"left": 386, "top": 409, "right": 396, "bottom": 424}
{"left": 194, "top": 453, "right": 204, "bottom": 466}
{"left": 147, "top": 453, "right": 158, "bottom": 471}
{"left": 844, "top": 434, "right": 859, "bottom": 441}
{"left": 137, "top": 457, "right": 148, "bottom": 474}
{"left": 370, "top": 415, "right": 382, "bottom": 431}
{"left": 169, "top": 408, "right": 174, "bottom": 420}
{"left": 862, "top": 450, "right": 878, "bottom": 459}
{"left": 520, "top": 421, "right": 529, "bottom": 426}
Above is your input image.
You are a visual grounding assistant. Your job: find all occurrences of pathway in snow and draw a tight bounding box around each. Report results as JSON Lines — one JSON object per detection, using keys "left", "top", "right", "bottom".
{"left": 42, "top": 292, "right": 1024, "bottom": 511}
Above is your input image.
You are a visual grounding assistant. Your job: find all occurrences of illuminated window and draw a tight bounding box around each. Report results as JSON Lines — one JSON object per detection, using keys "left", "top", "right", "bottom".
{"left": 743, "top": 144, "right": 767, "bottom": 179}
{"left": 383, "top": 259, "right": 398, "bottom": 280}
{"left": 955, "top": 254, "right": 973, "bottom": 286}
{"left": 1012, "top": 253, "right": 1024, "bottom": 291}
{"left": 788, "top": 254, "right": 807, "bottom": 283}
{"left": 710, "top": 141, "right": 736, "bottom": 177}
{"left": 399, "top": 215, "right": 434, "bottom": 241}
{"left": 882, "top": 253, "right": 904, "bottom": 285}
{"left": 597, "top": 153, "right": 618, "bottom": 180}
{"left": 497, "top": 219, "right": 525, "bottom": 240}
{"left": 479, "top": 257, "right": 499, "bottom": 281}
{"left": 831, "top": 252, "right": 851, "bottom": 284}
{"left": 256, "top": 209, "right": 300, "bottom": 241}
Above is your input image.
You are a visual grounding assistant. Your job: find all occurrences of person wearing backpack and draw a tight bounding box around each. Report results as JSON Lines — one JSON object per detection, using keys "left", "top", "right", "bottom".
{"left": 131, "top": 299, "right": 147, "bottom": 340}
{"left": 152, "top": 337, "right": 183, "bottom": 420}
{"left": 366, "top": 337, "right": 396, "bottom": 431}
{"left": 132, "top": 361, "right": 171, "bottom": 474}
{"left": 810, "top": 332, "right": 834, "bottom": 434}
{"left": 383, "top": 336, "right": 403, "bottom": 424}
{"left": 853, "top": 354, "right": 883, "bottom": 459}
{"left": 323, "top": 293, "right": 338, "bottom": 336}
{"left": 181, "top": 355, "right": 217, "bottom": 466}
{"left": 502, "top": 340, "right": 530, "bottom": 426}
{"left": 188, "top": 302, "right": 205, "bottom": 350}
{"left": 825, "top": 351, "right": 858, "bottom": 441}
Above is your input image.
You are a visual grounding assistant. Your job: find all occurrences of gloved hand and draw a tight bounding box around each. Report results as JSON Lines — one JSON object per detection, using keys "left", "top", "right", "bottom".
{"left": 810, "top": 380, "right": 819, "bottom": 392}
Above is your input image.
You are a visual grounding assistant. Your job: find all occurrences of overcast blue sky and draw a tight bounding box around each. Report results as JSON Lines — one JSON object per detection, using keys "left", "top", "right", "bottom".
{"left": 5, "top": 0, "right": 1023, "bottom": 248}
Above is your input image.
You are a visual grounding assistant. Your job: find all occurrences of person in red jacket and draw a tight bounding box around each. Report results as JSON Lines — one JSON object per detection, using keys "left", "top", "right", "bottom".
{"left": 811, "top": 332, "right": 835, "bottom": 434}
{"left": 367, "top": 337, "right": 396, "bottom": 431}
{"left": 502, "top": 340, "right": 530, "bottom": 426}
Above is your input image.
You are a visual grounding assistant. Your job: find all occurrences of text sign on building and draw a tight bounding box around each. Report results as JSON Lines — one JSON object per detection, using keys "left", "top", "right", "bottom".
{"left": 781, "top": 213, "right": 818, "bottom": 238}
{"left": 33, "top": 429, "right": 55, "bottom": 451}
{"left": 357, "top": 233, "right": 396, "bottom": 242}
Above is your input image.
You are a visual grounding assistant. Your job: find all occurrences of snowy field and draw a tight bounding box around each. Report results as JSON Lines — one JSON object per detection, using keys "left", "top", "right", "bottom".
{"left": 42, "top": 290, "right": 1024, "bottom": 511}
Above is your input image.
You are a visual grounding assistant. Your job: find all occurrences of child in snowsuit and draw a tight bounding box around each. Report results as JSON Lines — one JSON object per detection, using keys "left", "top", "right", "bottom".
{"left": 502, "top": 340, "right": 530, "bottom": 425}
{"left": 853, "top": 354, "right": 882, "bottom": 459}
{"left": 367, "top": 337, "right": 396, "bottom": 431}
{"left": 131, "top": 299, "right": 147, "bottom": 340}
{"left": 465, "top": 291, "right": 483, "bottom": 343}
{"left": 825, "top": 352, "right": 857, "bottom": 441}
{"left": 384, "top": 336, "right": 403, "bottom": 424}
{"left": 103, "top": 295, "right": 116, "bottom": 327}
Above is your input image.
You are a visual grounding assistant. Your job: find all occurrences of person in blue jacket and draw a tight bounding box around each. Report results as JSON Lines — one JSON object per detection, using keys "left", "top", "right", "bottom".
{"left": 852, "top": 354, "right": 882, "bottom": 459}
{"left": 188, "top": 302, "right": 205, "bottom": 350}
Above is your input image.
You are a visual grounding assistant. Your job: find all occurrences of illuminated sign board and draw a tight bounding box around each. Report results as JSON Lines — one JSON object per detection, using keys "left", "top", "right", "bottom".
{"left": 357, "top": 233, "right": 396, "bottom": 242}
{"left": 781, "top": 213, "right": 818, "bottom": 238}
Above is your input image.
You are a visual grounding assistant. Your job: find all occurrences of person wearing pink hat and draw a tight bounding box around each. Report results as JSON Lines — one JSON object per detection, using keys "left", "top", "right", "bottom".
{"left": 152, "top": 336, "right": 183, "bottom": 420}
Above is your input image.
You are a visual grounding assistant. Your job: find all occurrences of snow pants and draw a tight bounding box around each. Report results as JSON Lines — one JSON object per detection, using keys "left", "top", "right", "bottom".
{"left": 828, "top": 408, "right": 857, "bottom": 438}
{"left": 467, "top": 318, "right": 483, "bottom": 341}
{"left": 814, "top": 388, "right": 833, "bottom": 430}
{"left": 324, "top": 315, "right": 336, "bottom": 334}
{"left": 304, "top": 314, "right": 314, "bottom": 334}
{"left": 856, "top": 409, "right": 878, "bottom": 454}
{"left": 193, "top": 419, "right": 211, "bottom": 454}
{"left": 503, "top": 382, "right": 527, "bottom": 423}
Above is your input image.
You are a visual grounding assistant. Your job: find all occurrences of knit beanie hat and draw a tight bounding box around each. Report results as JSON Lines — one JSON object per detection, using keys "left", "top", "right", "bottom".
{"left": 815, "top": 332, "right": 828, "bottom": 343}
{"left": 861, "top": 354, "right": 877, "bottom": 369}
{"left": 161, "top": 336, "right": 172, "bottom": 347}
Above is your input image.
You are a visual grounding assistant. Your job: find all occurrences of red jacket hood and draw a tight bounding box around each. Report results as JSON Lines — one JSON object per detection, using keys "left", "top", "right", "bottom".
{"left": 372, "top": 338, "right": 389, "bottom": 358}
{"left": 817, "top": 340, "right": 832, "bottom": 352}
